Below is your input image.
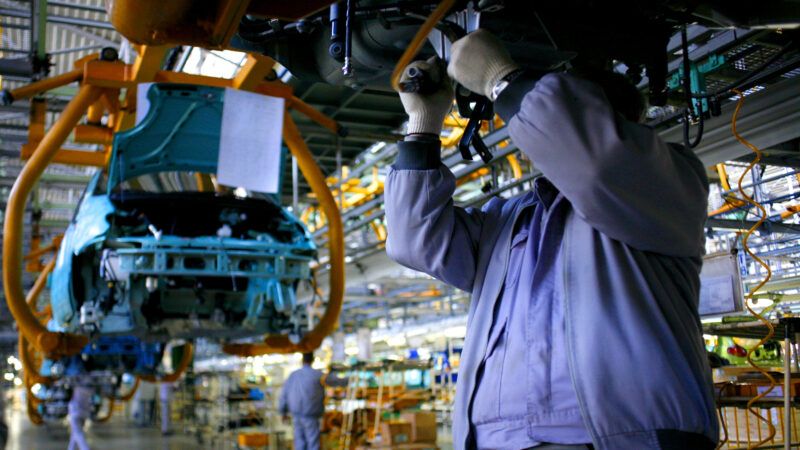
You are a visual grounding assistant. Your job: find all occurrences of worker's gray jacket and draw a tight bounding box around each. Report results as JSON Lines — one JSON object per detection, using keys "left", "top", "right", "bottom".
{"left": 384, "top": 73, "right": 718, "bottom": 449}
{"left": 279, "top": 365, "right": 325, "bottom": 418}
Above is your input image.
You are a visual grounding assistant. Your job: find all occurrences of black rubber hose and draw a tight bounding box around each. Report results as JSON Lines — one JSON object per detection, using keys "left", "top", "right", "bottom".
{"left": 681, "top": 25, "right": 704, "bottom": 149}
{"left": 683, "top": 108, "right": 704, "bottom": 149}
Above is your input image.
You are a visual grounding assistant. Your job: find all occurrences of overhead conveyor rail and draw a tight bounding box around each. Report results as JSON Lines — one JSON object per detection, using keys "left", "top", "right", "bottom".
{"left": 306, "top": 73, "right": 800, "bottom": 273}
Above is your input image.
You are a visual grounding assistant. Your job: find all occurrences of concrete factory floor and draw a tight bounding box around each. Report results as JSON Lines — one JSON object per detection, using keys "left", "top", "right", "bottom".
{"left": 5, "top": 409, "right": 196, "bottom": 450}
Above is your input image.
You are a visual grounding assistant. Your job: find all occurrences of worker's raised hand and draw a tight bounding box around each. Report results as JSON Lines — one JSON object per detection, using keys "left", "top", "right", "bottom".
{"left": 397, "top": 56, "right": 454, "bottom": 136}
{"left": 447, "top": 29, "right": 520, "bottom": 99}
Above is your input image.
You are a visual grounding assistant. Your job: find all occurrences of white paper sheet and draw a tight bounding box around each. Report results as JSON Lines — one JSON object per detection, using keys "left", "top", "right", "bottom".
{"left": 217, "top": 88, "right": 285, "bottom": 193}
{"left": 135, "top": 82, "right": 154, "bottom": 125}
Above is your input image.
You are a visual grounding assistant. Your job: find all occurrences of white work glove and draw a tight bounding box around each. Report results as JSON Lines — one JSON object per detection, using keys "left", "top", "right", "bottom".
{"left": 398, "top": 56, "right": 454, "bottom": 136}
{"left": 447, "top": 29, "right": 520, "bottom": 99}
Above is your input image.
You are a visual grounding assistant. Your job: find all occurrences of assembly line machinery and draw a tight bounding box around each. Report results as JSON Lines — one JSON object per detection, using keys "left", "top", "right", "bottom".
{"left": 2, "top": 0, "right": 800, "bottom": 438}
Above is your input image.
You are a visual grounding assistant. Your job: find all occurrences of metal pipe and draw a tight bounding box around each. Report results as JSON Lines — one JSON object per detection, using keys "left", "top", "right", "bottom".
{"left": 49, "top": 44, "right": 105, "bottom": 55}
{"left": 784, "top": 331, "right": 791, "bottom": 450}
{"left": 23, "top": 236, "right": 62, "bottom": 262}
{"left": 0, "top": 8, "right": 115, "bottom": 30}
{"left": 48, "top": 1, "right": 108, "bottom": 14}
{"left": 292, "top": 156, "right": 299, "bottom": 214}
{"left": 6, "top": 68, "right": 84, "bottom": 103}
{"left": 342, "top": 0, "right": 354, "bottom": 77}
{"left": 720, "top": 169, "right": 800, "bottom": 197}
{"left": 288, "top": 96, "right": 340, "bottom": 135}
{"left": 2, "top": 84, "right": 98, "bottom": 357}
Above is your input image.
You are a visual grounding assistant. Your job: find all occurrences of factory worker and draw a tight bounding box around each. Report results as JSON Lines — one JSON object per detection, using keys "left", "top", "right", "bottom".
{"left": 159, "top": 381, "right": 173, "bottom": 435}
{"left": 68, "top": 381, "right": 94, "bottom": 450}
{"left": 278, "top": 352, "right": 324, "bottom": 450}
{"left": 386, "top": 30, "right": 716, "bottom": 450}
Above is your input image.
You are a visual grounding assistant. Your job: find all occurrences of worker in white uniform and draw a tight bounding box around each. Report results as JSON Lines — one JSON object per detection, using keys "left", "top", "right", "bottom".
{"left": 68, "top": 382, "right": 93, "bottom": 450}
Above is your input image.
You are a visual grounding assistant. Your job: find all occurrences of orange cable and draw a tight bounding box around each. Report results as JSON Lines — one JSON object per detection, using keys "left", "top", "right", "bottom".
{"left": 731, "top": 88, "right": 776, "bottom": 449}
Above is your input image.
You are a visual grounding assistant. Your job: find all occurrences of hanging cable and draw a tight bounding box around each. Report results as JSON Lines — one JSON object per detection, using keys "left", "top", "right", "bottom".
{"left": 732, "top": 87, "right": 776, "bottom": 449}
{"left": 683, "top": 108, "right": 704, "bottom": 149}
{"left": 681, "top": 25, "right": 704, "bottom": 149}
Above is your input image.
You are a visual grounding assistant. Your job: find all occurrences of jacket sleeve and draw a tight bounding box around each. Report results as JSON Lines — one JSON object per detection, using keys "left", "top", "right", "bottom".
{"left": 278, "top": 375, "right": 290, "bottom": 415}
{"left": 496, "top": 72, "right": 709, "bottom": 257}
{"left": 384, "top": 139, "right": 487, "bottom": 292}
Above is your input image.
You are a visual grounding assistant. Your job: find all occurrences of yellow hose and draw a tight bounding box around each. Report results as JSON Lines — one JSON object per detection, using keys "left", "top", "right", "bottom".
{"left": 223, "top": 113, "right": 345, "bottom": 356}
{"left": 94, "top": 397, "right": 115, "bottom": 423}
{"left": 140, "top": 344, "right": 193, "bottom": 383}
{"left": 731, "top": 88, "right": 776, "bottom": 449}
{"left": 269, "top": 114, "right": 344, "bottom": 352}
{"left": 20, "top": 256, "right": 58, "bottom": 388}
{"left": 716, "top": 163, "right": 732, "bottom": 191}
{"left": 3, "top": 85, "right": 99, "bottom": 358}
{"left": 389, "top": 0, "right": 457, "bottom": 92}
{"left": 26, "top": 395, "right": 44, "bottom": 426}
{"left": 117, "top": 377, "right": 141, "bottom": 401}
{"left": 506, "top": 154, "right": 523, "bottom": 179}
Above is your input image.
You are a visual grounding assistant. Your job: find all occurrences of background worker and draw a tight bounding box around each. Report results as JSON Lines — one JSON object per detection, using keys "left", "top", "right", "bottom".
{"left": 68, "top": 381, "right": 93, "bottom": 450}
{"left": 159, "top": 381, "right": 173, "bottom": 436}
{"left": 385, "top": 30, "right": 717, "bottom": 450}
{"left": 278, "top": 352, "right": 324, "bottom": 450}
{"left": 133, "top": 380, "right": 157, "bottom": 427}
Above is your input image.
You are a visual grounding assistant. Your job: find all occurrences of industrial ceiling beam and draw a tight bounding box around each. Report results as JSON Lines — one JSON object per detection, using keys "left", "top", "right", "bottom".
{"left": 661, "top": 76, "right": 800, "bottom": 165}
{"left": 48, "top": 0, "right": 108, "bottom": 14}
{"left": 0, "top": 8, "right": 115, "bottom": 30}
{"left": 55, "top": 23, "right": 119, "bottom": 48}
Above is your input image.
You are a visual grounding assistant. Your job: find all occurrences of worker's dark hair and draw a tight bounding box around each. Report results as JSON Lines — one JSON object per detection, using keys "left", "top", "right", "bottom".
{"left": 302, "top": 352, "right": 314, "bottom": 365}
{"left": 574, "top": 67, "right": 646, "bottom": 123}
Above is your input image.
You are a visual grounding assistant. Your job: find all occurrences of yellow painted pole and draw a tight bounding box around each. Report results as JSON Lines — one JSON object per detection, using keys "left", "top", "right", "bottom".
{"left": 3, "top": 84, "right": 99, "bottom": 357}
{"left": 288, "top": 96, "right": 340, "bottom": 135}
{"left": 8, "top": 68, "right": 83, "bottom": 102}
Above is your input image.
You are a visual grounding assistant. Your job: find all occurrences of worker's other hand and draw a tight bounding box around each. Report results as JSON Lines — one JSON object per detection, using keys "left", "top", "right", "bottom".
{"left": 398, "top": 56, "right": 454, "bottom": 136}
{"left": 447, "top": 29, "right": 520, "bottom": 99}
{"left": 282, "top": 415, "right": 291, "bottom": 425}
